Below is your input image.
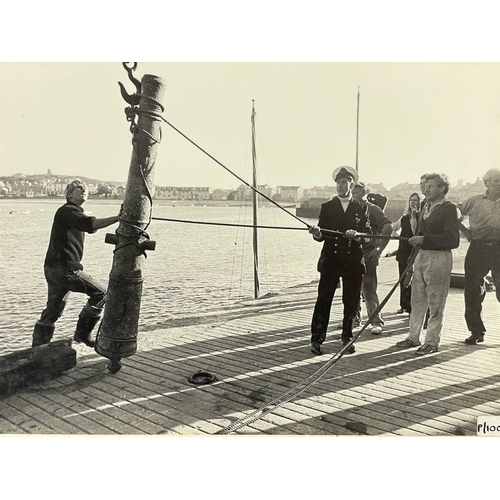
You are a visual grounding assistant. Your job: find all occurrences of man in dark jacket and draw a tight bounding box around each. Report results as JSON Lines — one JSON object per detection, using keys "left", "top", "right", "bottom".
{"left": 32, "top": 179, "right": 120, "bottom": 348}
{"left": 395, "top": 173, "right": 460, "bottom": 355}
{"left": 309, "top": 166, "right": 371, "bottom": 355}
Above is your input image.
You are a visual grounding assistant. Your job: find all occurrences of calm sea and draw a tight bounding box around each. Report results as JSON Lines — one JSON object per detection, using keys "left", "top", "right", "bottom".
{"left": 0, "top": 199, "right": 468, "bottom": 355}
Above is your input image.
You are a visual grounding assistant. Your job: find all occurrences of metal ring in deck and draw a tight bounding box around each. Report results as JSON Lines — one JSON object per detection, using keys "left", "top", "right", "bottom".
{"left": 187, "top": 371, "right": 218, "bottom": 385}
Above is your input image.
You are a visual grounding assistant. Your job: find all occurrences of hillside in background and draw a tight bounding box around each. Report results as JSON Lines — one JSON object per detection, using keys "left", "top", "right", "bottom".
{"left": 0, "top": 173, "right": 123, "bottom": 186}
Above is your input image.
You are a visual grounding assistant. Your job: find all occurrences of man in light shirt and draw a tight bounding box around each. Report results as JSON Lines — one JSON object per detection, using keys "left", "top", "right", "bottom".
{"left": 458, "top": 168, "right": 500, "bottom": 345}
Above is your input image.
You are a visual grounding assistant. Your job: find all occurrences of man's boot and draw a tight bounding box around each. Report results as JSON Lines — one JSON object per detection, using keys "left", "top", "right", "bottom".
{"left": 73, "top": 306, "right": 102, "bottom": 348}
{"left": 32, "top": 321, "right": 55, "bottom": 348}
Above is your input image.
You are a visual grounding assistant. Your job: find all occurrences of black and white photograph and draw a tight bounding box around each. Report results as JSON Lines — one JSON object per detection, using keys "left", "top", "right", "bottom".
{"left": 1, "top": 2, "right": 498, "bottom": 498}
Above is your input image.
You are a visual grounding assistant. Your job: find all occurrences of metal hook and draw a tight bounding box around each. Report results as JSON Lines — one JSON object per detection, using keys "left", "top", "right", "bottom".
{"left": 118, "top": 62, "right": 141, "bottom": 105}
{"left": 123, "top": 62, "right": 137, "bottom": 72}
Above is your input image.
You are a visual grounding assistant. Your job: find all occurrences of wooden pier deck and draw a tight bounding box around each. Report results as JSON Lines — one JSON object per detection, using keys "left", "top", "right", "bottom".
{"left": 1, "top": 272, "right": 499, "bottom": 436}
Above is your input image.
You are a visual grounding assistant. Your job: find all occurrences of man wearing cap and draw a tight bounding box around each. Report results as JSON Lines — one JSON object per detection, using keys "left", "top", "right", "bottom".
{"left": 352, "top": 181, "right": 393, "bottom": 334}
{"left": 309, "top": 166, "right": 371, "bottom": 355}
{"left": 458, "top": 168, "right": 500, "bottom": 345}
{"left": 32, "top": 179, "right": 120, "bottom": 349}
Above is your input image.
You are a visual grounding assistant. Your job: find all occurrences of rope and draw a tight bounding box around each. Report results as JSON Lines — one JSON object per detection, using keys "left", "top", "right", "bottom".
{"left": 150, "top": 112, "right": 413, "bottom": 244}
{"left": 116, "top": 65, "right": 418, "bottom": 432}
{"left": 112, "top": 221, "right": 151, "bottom": 258}
{"left": 151, "top": 216, "right": 307, "bottom": 231}
{"left": 151, "top": 216, "right": 410, "bottom": 242}
{"left": 149, "top": 114, "right": 309, "bottom": 227}
{"left": 320, "top": 228, "right": 409, "bottom": 241}
{"left": 124, "top": 78, "right": 410, "bottom": 245}
{"left": 118, "top": 66, "right": 411, "bottom": 258}
{"left": 215, "top": 247, "right": 420, "bottom": 435}
{"left": 116, "top": 66, "right": 165, "bottom": 254}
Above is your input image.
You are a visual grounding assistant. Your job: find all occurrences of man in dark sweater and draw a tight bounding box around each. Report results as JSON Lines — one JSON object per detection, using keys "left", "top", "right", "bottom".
{"left": 309, "top": 166, "right": 371, "bottom": 355}
{"left": 395, "top": 173, "right": 460, "bottom": 355}
{"left": 32, "top": 179, "right": 120, "bottom": 348}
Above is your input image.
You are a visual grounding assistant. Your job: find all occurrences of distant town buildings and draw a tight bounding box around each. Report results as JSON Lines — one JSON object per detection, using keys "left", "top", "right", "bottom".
{"left": 45, "top": 182, "right": 67, "bottom": 197}
{"left": 178, "top": 187, "right": 210, "bottom": 201}
{"left": 0, "top": 174, "right": 104, "bottom": 199}
{"left": 277, "top": 186, "right": 303, "bottom": 202}
{"left": 303, "top": 185, "right": 337, "bottom": 199}
{"left": 211, "top": 188, "right": 232, "bottom": 201}
{"left": 0, "top": 173, "right": 488, "bottom": 203}
{"left": 235, "top": 184, "right": 273, "bottom": 201}
{"left": 155, "top": 186, "right": 178, "bottom": 200}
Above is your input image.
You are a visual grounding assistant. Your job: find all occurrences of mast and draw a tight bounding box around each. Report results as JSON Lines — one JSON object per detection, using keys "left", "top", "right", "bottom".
{"left": 251, "top": 100, "right": 260, "bottom": 299}
{"left": 355, "top": 86, "right": 360, "bottom": 173}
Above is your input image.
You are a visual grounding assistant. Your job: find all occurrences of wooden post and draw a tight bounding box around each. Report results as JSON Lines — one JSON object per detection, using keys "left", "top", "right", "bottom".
{"left": 95, "top": 72, "right": 167, "bottom": 372}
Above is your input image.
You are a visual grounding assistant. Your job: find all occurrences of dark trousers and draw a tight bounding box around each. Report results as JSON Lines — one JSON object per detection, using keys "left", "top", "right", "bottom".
{"left": 311, "top": 270, "right": 363, "bottom": 344}
{"left": 398, "top": 260, "right": 412, "bottom": 312}
{"left": 37, "top": 266, "right": 107, "bottom": 328}
{"left": 464, "top": 240, "right": 500, "bottom": 336}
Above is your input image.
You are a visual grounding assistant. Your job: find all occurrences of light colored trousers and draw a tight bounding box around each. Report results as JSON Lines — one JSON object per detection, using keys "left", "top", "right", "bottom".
{"left": 361, "top": 257, "right": 384, "bottom": 326}
{"left": 408, "top": 249, "right": 453, "bottom": 348}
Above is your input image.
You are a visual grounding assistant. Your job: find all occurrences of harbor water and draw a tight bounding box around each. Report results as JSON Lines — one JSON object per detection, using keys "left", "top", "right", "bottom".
{"left": 0, "top": 199, "right": 319, "bottom": 354}
{"left": 0, "top": 199, "right": 468, "bottom": 355}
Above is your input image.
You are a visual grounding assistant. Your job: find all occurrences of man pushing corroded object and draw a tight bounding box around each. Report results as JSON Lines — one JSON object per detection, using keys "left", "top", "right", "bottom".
{"left": 32, "top": 179, "right": 120, "bottom": 348}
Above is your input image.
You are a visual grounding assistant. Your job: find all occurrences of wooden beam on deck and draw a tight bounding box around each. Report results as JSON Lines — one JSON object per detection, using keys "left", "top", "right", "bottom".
{"left": 0, "top": 340, "right": 76, "bottom": 396}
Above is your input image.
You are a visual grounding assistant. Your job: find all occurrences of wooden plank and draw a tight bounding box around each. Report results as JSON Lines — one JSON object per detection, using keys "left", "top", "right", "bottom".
{"left": 38, "top": 391, "right": 123, "bottom": 434}
{"left": 16, "top": 392, "right": 88, "bottom": 434}
{"left": 0, "top": 400, "right": 56, "bottom": 434}
{"left": 129, "top": 344, "right": 386, "bottom": 435}
{"left": 69, "top": 376, "right": 204, "bottom": 435}
{"left": 0, "top": 277, "right": 497, "bottom": 436}
{"left": 7, "top": 394, "right": 84, "bottom": 434}
{"left": 104, "top": 361, "right": 302, "bottom": 435}
{"left": 135, "top": 320, "right": 482, "bottom": 430}
{"left": 116, "top": 353, "right": 321, "bottom": 434}
{"left": 0, "top": 340, "right": 76, "bottom": 396}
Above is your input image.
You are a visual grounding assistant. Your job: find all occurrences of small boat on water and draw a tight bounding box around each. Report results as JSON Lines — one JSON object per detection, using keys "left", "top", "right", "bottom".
{"left": 8, "top": 210, "right": 31, "bottom": 215}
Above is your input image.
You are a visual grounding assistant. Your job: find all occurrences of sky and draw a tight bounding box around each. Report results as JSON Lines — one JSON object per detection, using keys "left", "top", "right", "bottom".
{"left": 2, "top": 62, "right": 500, "bottom": 191}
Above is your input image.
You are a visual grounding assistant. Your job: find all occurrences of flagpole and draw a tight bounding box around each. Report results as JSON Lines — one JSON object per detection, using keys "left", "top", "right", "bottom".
{"left": 251, "top": 100, "right": 260, "bottom": 299}
{"left": 355, "top": 86, "right": 360, "bottom": 173}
